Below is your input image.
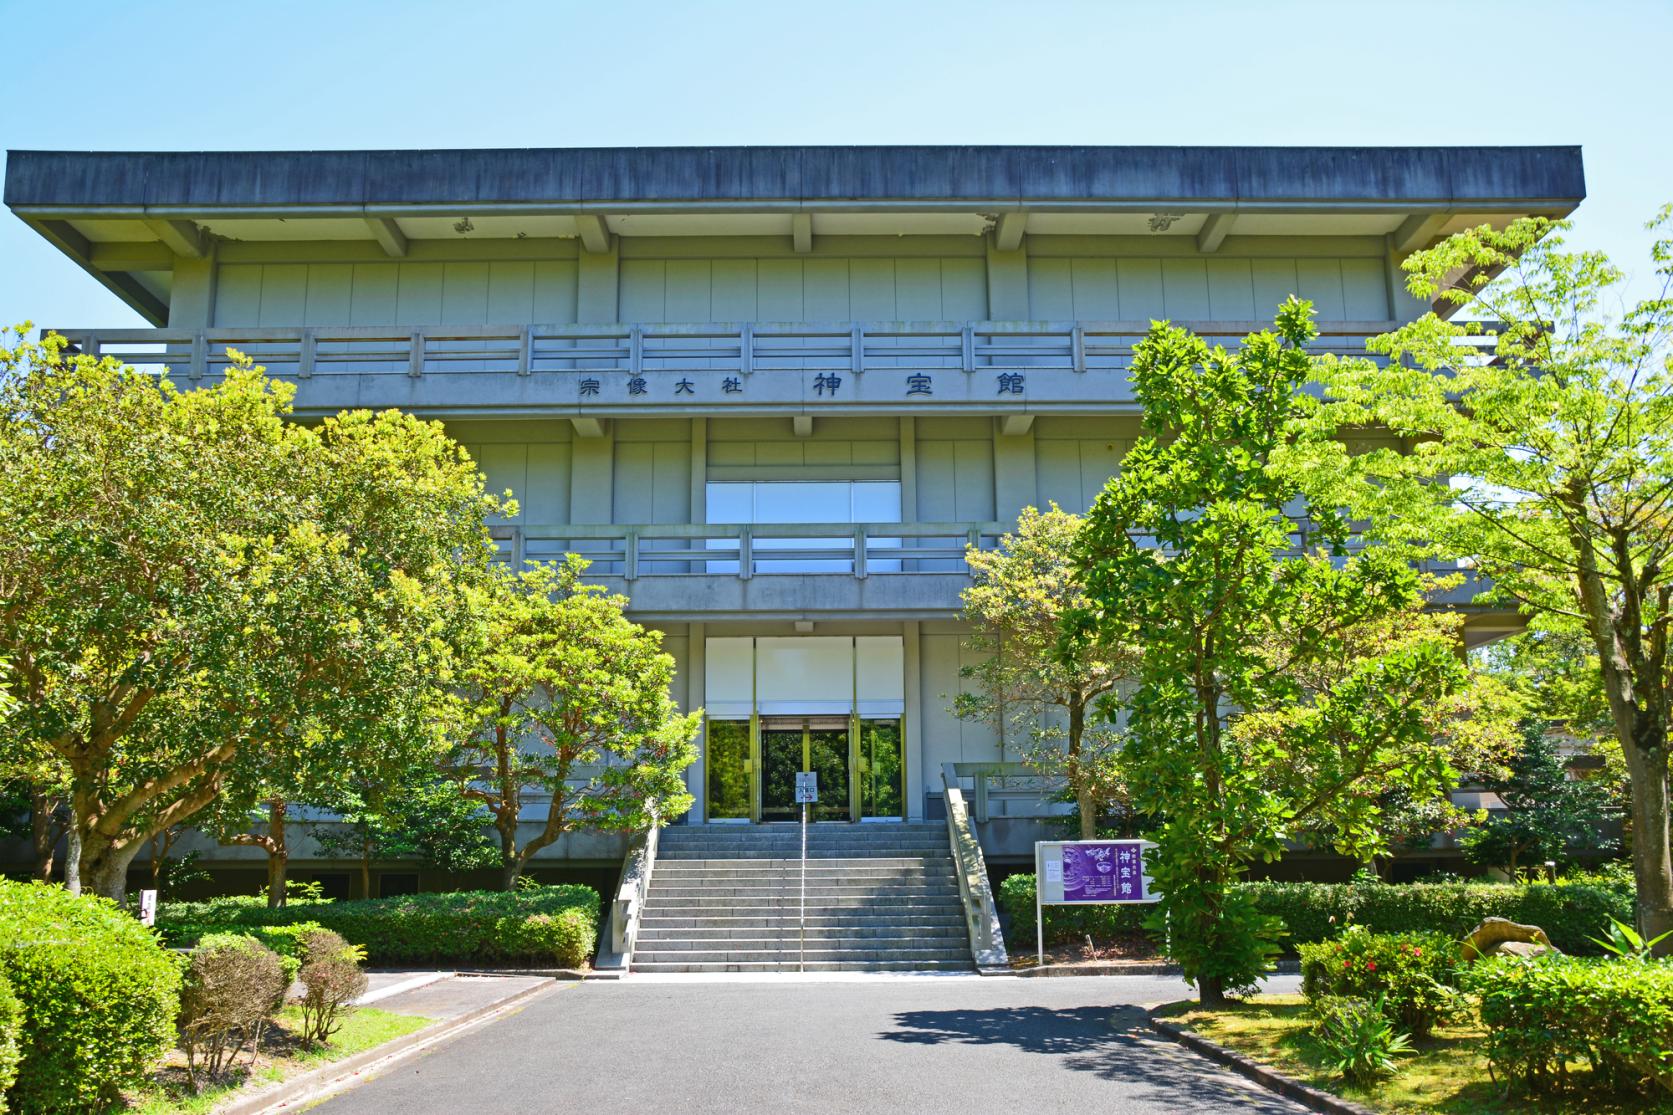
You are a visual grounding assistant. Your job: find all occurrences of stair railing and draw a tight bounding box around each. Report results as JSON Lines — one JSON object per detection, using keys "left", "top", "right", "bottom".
{"left": 601, "top": 802, "right": 660, "bottom": 972}
{"left": 940, "top": 764, "right": 1009, "bottom": 970}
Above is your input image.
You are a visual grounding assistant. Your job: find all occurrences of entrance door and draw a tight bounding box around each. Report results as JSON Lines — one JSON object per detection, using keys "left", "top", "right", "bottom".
{"left": 758, "top": 718, "right": 852, "bottom": 822}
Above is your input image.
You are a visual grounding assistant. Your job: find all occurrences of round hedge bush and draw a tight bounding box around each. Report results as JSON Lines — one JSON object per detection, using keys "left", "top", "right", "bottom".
{"left": 0, "top": 880, "right": 182, "bottom": 1114}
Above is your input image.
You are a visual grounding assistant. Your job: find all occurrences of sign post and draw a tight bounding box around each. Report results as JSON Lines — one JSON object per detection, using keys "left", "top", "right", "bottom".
{"left": 1034, "top": 840, "right": 1159, "bottom": 966}
{"left": 138, "top": 889, "right": 158, "bottom": 927}
{"left": 794, "top": 772, "right": 819, "bottom": 973}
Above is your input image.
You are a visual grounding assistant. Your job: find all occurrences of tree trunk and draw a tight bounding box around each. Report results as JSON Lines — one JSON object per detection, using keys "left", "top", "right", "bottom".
{"left": 64, "top": 821, "right": 83, "bottom": 896}
{"left": 1198, "top": 975, "right": 1227, "bottom": 1008}
{"left": 359, "top": 831, "right": 372, "bottom": 899}
{"left": 500, "top": 857, "right": 522, "bottom": 891}
{"left": 83, "top": 838, "right": 142, "bottom": 905}
{"left": 1621, "top": 739, "right": 1673, "bottom": 955}
{"left": 264, "top": 800, "right": 289, "bottom": 908}
{"left": 29, "top": 786, "right": 60, "bottom": 882}
{"left": 1068, "top": 697, "right": 1097, "bottom": 840}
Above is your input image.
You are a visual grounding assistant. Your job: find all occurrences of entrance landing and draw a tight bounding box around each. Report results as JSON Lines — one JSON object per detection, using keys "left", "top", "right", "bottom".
{"left": 633, "top": 824, "right": 974, "bottom": 973}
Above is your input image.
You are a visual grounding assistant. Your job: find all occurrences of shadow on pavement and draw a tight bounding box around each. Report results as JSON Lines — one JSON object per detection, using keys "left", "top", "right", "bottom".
{"left": 880, "top": 1003, "right": 1300, "bottom": 1113}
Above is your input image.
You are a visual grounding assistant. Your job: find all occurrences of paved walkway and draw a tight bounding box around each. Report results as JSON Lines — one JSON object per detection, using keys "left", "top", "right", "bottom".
{"left": 314, "top": 974, "right": 1306, "bottom": 1114}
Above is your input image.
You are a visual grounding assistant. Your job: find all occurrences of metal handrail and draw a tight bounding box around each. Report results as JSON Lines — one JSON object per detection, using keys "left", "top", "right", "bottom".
{"left": 940, "top": 762, "right": 1008, "bottom": 970}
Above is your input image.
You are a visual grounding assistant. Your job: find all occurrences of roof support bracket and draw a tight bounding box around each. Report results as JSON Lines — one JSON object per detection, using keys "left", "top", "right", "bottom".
{"left": 791, "top": 212, "right": 813, "bottom": 253}
{"left": 575, "top": 213, "right": 613, "bottom": 254}
{"left": 144, "top": 218, "right": 207, "bottom": 259}
{"left": 365, "top": 217, "right": 409, "bottom": 257}
{"left": 1196, "top": 212, "right": 1235, "bottom": 253}
{"left": 993, "top": 210, "right": 1027, "bottom": 252}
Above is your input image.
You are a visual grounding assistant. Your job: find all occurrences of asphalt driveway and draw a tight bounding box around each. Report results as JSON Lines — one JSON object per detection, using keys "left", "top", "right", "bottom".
{"left": 313, "top": 973, "right": 1306, "bottom": 1115}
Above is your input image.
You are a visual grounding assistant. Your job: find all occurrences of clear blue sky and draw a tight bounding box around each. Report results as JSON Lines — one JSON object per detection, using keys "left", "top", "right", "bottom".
{"left": 2, "top": 0, "right": 1667, "bottom": 329}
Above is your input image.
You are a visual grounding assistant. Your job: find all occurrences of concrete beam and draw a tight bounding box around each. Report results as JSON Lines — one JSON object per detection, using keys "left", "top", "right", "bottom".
{"left": 364, "top": 216, "right": 408, "bottom": 257}
{"left": 1195, "top": 212, "right": 1235, "bottom": 253}
{"left": 575, "top": 213, "right": 613, "bottom": 254}
{"left": 998, "top": 413, "right": 1035, "bottom": 436}
{"left": 1393, "top": 212, "right": 1452, "bottom": 253}
{"left": 791, "top": 212, "right": 813, "bottom": 253}
{"left": 791, "top": 415, "right": 813, "bottom": 437}
{"left": 144, "top": 218, "right": 207, "bottom": 259}
{"left": 29, "top": 219, "right": 169, "bottom": 325}
{"left": 571, "top": 416, "right": 609, "bottom": 438}
{"left": 993, "top": 211, "right": 1027, "bottom": 252}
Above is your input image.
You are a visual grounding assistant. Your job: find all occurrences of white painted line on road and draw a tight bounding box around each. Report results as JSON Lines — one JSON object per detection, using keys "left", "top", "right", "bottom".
{"left": 354, "top": 971, "right": 456, "bottom": 1006}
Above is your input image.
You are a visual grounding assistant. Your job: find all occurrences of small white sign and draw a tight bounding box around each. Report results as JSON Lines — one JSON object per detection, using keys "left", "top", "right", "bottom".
{"left": 1043, "top": 860, "right": 1063, "bottom": 884}
{"left": 794, "top": 772, "right": 819, "bottom": 803}
{"left": 138, "top": 889, "right": 158, "bottom": 927}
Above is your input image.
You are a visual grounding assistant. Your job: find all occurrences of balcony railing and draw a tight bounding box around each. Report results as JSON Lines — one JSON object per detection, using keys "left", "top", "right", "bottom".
{"left": 490, "top": 521, "right": 1002, "bottom": 579}
{"left": 47, "top": 319, "right": 1394, "bottom": 381}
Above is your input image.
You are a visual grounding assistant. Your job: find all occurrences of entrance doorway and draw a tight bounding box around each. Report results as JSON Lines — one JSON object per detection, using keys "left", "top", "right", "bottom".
{"left": 703, "top": 715, "right": 905, "bottom": 823}
{"left": 760, "top": 717, "right": 850, "bottom": 822}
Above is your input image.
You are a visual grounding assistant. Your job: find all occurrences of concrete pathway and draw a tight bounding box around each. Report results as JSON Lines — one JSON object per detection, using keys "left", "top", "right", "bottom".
{"left": 313, "top": 974, "right": 1307, "bottom": 1114}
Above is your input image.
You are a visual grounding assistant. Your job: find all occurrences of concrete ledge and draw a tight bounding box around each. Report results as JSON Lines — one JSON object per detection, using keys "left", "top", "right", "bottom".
{"left": 1147, "top": 1008, "right": 1377, "bottom": 1115}
{"left": 1016, "top": 957, "right": 1300, "bottom": 978}
{"left": 219, "top": 978, "right": 559, "bottom": 1115}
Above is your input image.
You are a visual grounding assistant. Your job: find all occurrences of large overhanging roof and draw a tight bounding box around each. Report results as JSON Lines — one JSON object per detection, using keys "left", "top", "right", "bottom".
{"left": 5, "top": 145, "right": 1585, "bottom": 324}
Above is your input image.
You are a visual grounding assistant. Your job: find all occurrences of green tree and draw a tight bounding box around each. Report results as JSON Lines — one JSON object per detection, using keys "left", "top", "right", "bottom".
{"left": 448, "top": 558, "right": 700, "bottom": 889}
{"left": 956, "top": 503, "right": 1138, "bottom": 838}
{"left": 1071, "top": 300, "right": 1503, "bottom": 1004}
{"left": 314, "top": 771, "right": 495, "bottom": 898}
{"left": 1314, "top": 211, "right": 1673, "bottom": 951}
{"left": 0, "top": 331, "right": 499, "bottom": 901}
{"left": 1461, "top": 721, "right": 1617, "bottom": 877}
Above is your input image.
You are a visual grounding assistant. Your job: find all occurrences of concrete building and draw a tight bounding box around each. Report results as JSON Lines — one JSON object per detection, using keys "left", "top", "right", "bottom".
{"left": 5, "top": 146, "right": 1585, "bottom": 908}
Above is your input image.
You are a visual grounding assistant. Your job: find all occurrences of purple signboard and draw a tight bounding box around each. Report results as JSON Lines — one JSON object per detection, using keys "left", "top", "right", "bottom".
{"left": 1062, "top": 841, "right": 1147, "bottom": 903}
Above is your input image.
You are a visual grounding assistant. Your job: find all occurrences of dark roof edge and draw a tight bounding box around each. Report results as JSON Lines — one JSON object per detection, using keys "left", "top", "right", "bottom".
{"left": 4, "top": 145, "right": 1586, "bottom": 210}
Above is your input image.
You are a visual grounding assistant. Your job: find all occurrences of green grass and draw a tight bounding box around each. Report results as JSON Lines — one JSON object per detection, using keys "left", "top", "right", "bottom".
{"left": 126, "top": 1007, "right": 434, "bottom": 1115}
{"left": 1162, "top": 994, "right": 1672, "bottom": 1114}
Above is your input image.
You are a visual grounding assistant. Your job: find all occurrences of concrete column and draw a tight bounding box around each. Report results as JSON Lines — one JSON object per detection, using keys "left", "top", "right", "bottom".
{"left": 568, "top": 425, "right": 615, "bottom": 523}
{"left": 992, "top": 418, "right": 1037, "bottom": 524}
{"left": 985, "top": 235, "right": 1029, "bottom": 320}
{"left": 168, "top": 252, "right": 218, "bottom": 328}
{"left": 690, "top": 417, "right": 707, "bottom": 522}
{"left": 903, "top": 620, "right": 925, "bottom": 821}
{"left": 686, "top": 622, "right": 706, "bottom": 824}
{"left": 576, "top": 242, "right": 620, "bottom": 323}
{"left": 1384, "top": 233, "right": 1428, "bottom": 322}
{"left": 899, "top": 416, "right": 917, "bottom": 520}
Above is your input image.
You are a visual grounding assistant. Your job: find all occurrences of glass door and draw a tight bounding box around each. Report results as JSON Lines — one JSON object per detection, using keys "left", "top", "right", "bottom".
{"left": 705, "top": 719, "right": 752, "bottom": 820}
{"left": 758, "top": 718, "right": 854, "bottom": 822}
{"left": 858, "top": 719, "right": 904, "bottom": 819}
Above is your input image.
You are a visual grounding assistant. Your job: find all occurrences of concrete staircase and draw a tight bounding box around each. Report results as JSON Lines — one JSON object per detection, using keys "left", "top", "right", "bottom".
{"left": 632, "top": 823, "right": 974, "bottom": 973}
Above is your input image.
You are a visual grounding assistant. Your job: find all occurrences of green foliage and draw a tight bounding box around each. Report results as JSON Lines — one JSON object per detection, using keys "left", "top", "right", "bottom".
{"left": 1299, "top": 927, "right": 1459, "bottom": 1037}
{"left": 0, "top": 330, "right": 505, "bottom": 899}
{"left": 1070, "top": 299, "right": 1512, "bottom": 1000}
{"left": 449, "top": 558, "right": 700, "bottom": 886}
{"left": 1460, "top": 721, "right": 1617, "bottom": 876}
{"left": 1308, "top": 994, "right": 1414, "bottom": 1086}
{"left": 1465, "top": 955, "right": 1673, "bottom": 1096}
{"left": 0, "top": 879, "right": 182, "bottom": 1114}
{"left": 956, "top": 504, "right": 1139, "bottom": 839}
{"left": 1588, "top": 916, "right": 1673, "bottom": 963}
{"left": 0, "top": 974, "right": 20, "bottom": 1114}
{"left": 1001, "top": 873, "right": 1632, "bottom": 958}
{"left": 1315, "top": 211, "right": 1673, "bottom": 949}
{"left": 314, "top": 772, "right": 496, "bottom": 877}
{"left": 158, "top": 884, "right": 601, "bottom": 968}
{"left": 296, "top": 929, "right": 367, "bottom": 1045}
{"left": 1247, "top": 879, "right": 1631, "bottom": 956}
{"left": 178, "top": 934, "right": 287, "bottom": 1086}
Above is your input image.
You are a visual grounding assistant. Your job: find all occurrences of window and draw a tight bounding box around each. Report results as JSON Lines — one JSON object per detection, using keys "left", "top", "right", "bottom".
{"left": 378, "top": 872, "right": 420, "bottom": 898}
{"left": 705, "top": 481, "right": 901, "bottom": 573}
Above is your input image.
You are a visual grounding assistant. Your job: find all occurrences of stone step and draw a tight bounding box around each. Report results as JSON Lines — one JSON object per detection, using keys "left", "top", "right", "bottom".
{"left": 638, "top": 897, "right": 964, "bottom": 912}
{"left": 646, "top": 883, "right": 960, "bottom": 898}
{"left": 654, "top": 858, "right": 952, "bottom": 872}
{"left": 640, "top": 913, "right": 967, "bottom": 930}
{"left": 639, "top": 924, "right": 967, "bottom": 941}
{"left": 632, "top": 959, "right": 974, "bottom": 973}
{"left": 633, "top": 946, "right": 972, "bottom": 965}
{"left": 659, "top": 844, "right": 951, "bottom": 855}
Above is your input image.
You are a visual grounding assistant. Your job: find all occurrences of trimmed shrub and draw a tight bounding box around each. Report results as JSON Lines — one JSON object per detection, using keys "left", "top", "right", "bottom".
{"left": 996, "top": 872, "right": 1150, "bottom": 948}
{"left": 1299, "top": 927, "right": 1459, "bottom": 1037}
{"left": 1465, "top": 955, "right": 1673, "bottom": 1096}
{"left": 296, "top": 930, "right": 367, "bottom": 1045}
{"left": 0, "top": 879, "right": 183, "bottom": 1114}
{"left": 158, "top": 885, "right": 600, "bottom": 968}
{"left": 997, "top": 874, "right": 1631, "bottom": 957}
{"left": 0, "top": 974, "right": 20, "bottom": 1113}
{"left": 1247, "top": 880, "right": 1631, "bottom": 955}
{"left": 178, "top": 934, "right": 288, "bottom": 1086}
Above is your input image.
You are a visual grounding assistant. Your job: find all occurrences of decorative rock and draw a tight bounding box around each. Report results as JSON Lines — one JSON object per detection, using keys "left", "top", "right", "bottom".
{"left": 1460, "top": 916, "right": 1559, "bottom": 962}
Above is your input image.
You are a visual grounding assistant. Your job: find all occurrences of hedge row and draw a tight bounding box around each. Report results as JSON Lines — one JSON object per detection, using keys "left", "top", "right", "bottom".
{"left": 158, "top": 885, "right": 601, "bottom": 969}
{"left": 0, "top": 880, "right": 181, "bottom": 1114}
{"left": 1466, "top": 955, "right": 1673, "bottom": 1095}
{"left": 997, "top": 873, "right": 1633, "bottom": 956}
